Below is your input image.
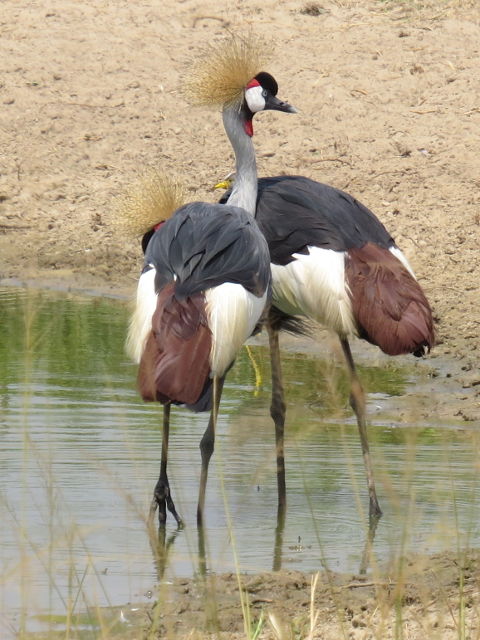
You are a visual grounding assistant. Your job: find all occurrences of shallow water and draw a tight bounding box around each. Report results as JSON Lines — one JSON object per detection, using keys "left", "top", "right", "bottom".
{"left": 1, "top": 287, "right": 479, "bottom": 636}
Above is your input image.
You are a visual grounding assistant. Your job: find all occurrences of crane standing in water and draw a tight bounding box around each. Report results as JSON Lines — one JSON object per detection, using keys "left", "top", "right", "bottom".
{"left": 216, "top": 170, "right": 435, "bottom": 520}
{"left": 122, "top": 36, "right": 296, "bottom": 526}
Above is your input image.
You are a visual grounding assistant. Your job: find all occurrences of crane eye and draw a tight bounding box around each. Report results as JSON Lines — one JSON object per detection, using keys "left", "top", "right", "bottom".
{"left": 262, "top": 89, "right": 268, "bottom": 98}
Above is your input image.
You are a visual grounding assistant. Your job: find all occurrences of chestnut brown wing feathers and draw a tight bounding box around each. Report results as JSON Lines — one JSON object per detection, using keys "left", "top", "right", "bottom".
{"left": 346, "top": 243, "right": 434, "bottom": 356}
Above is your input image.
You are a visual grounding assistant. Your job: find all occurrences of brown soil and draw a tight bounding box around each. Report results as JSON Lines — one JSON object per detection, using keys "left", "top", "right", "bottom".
{"left": 2, "top": 1, "right": 480, "bottom": 638}
{"left": 114, "top": 551, "right": 480, "bottom": 639}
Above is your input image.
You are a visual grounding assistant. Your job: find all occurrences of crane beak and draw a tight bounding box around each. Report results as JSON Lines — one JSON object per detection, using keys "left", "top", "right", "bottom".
{"left": 214, "top": 180, "right": 231, "bottom": 190}
{"left": 264, "top": 95, "right": 298, "bottom": 114}
{"left": 213, "top": 171, "right": 235, "bottom": 191}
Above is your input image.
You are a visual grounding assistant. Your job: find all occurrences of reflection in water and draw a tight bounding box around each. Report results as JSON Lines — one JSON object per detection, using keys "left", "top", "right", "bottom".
{"left": 273, "top": 503, "right": 286, "bottom": 572}
{"left": 148, "top": 522, "right": 182, "bottom": 582}
{"left": 272, "top": 502, "right": 380, "bottom": 575}
{"left": 359, "top": 513, "right": 381, "bottom": 575}
{"left": 0, "top": 287, "right": 479, "bottom": 637}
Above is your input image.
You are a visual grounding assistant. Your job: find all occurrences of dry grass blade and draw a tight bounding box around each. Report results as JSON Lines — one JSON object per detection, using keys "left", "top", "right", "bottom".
{"left": 268, "top": 610, "right": 293, "bottom": 640}
{"left": 306, "top": 572, "right": 321, "bottom": 640}
{"left": 185, "top": 32, "right": 274, "bottom": 107}
{"left": 114, "top": 169, "right": 187, "bottom": 237}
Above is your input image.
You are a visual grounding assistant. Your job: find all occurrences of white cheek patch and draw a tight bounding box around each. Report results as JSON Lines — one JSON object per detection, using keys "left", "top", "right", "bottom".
{"left": 245, "top": 85, "right": 266, "bottom": 113}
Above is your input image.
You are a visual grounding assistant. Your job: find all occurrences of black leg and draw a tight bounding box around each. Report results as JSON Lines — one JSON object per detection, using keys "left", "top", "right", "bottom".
{"left": 149, "top": 403, "right": 183, "bottom": 528}
{"left": 340, "top": 338, "right": 382, "bottom": 520}
{"left": 267, "top": 324, "right": 287, "bottom": 511}
{"left": 197, "top": 376, "right": 224, "bottom": 527}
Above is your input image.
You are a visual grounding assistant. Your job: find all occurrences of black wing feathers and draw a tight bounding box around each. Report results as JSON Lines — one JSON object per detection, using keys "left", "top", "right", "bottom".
{"left": 145, "top": 202, "right": 270, "bottom": 298}
{"left": 220, "top": 176, "right": 395, "bottom": 264}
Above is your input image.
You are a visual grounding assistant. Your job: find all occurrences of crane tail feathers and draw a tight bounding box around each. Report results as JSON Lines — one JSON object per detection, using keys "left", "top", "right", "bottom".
{"left": 137, "top": 284, "right": 212, "bottom": 406}
{"left": 345, "top": 243, "right": 434, "bottom": 356}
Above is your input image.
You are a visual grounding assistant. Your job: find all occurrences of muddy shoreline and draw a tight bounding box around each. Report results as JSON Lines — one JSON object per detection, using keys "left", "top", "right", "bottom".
{"left": 143, "top": 551, "right": 480, "bottom": 639}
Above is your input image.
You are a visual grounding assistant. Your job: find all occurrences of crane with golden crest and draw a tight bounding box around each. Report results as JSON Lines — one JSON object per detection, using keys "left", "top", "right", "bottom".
{"left": 119, "top": 35, "right": 296, "bottom": 527}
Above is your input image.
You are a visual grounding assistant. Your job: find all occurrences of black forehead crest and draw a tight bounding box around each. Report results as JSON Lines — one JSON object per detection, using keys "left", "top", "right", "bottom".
{"left": 254, "top": 71, "right": 278, "bottom": 96}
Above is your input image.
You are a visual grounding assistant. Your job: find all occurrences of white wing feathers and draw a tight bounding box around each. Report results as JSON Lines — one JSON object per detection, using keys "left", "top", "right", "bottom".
{"left": 125, "top": 267, "right": 158, "bottom": 364}
{"left": 206, "top": 283, "right": 266, "bottom": 377}
{"left": 271, "top": 246, "right": 356, "bottom": 338}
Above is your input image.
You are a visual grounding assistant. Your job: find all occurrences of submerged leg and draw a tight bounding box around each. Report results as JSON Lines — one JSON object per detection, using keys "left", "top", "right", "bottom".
{"left": 267, "top": 324, "right": 287, "bottom": 511}
{"left": 340, "top": 338, "right": 382, "bottom": 520}
{"left": 197, "top": 376, "right": 224, "bottom": 527}
{"left": 149, "top": 403, "right": 183, "bottom": 527}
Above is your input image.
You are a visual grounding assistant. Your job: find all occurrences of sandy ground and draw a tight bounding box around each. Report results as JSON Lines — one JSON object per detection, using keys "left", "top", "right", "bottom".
{"left": 1, "top": 0, "right": 479, "bottom": 638}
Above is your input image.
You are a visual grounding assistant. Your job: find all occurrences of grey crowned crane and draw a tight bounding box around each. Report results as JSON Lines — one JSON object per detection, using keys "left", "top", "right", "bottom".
{"left": 122, "top": 36, "right": 296, "bottom": 527}
{"left": 217, "top": 174, "right": 435, "bottom": 520}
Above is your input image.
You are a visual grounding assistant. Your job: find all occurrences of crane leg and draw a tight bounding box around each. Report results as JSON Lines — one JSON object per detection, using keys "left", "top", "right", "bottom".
{"left": 150, "top": 402, "right": 183, "bottom": 527}
{"left": 267, "top": 324, "right": 287, "bottom": 511}
{"left": 340, "top": 338, "right": 382, "bottom": 520}
{"left": 197, "top": 376, "right": 224, "bottom": 527}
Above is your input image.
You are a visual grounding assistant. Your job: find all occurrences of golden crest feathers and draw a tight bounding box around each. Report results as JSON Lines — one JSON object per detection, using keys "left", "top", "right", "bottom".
{"left": 185, "top": 33, "right": 273, "bottom": 107}
{"left": 115, "top": 169, "right": 187, "bottom": 237}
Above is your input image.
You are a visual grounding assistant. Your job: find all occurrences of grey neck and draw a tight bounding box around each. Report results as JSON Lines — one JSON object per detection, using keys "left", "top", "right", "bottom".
{"left": 222, "top": 105, "right": 258, "bottom": 216}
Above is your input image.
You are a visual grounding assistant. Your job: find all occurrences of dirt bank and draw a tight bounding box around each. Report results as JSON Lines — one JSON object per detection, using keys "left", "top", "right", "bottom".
{"left": 102, "top": 551, "right": 480, "bottom": 639}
